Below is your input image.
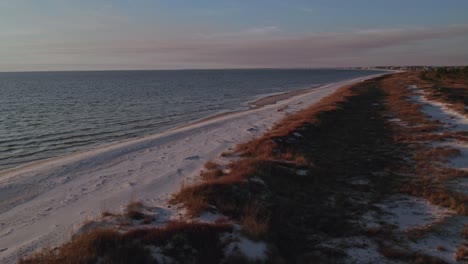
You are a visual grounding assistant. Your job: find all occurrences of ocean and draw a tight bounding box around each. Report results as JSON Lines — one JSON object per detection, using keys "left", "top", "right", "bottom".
{"left": 0, "top": 69, "right": 383, "bottom": 171}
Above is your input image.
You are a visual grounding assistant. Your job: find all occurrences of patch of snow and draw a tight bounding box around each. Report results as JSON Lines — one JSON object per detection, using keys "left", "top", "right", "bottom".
{"left": 345, "top": 238, "right": 397, "bottom": 264}
{"left": 225, "top": 236, "right": 267, "bottom": 261}
{"left": 237, "top": 237, "right": 267, "bottom": 260}
{"left": 148, "top": 246, "right": 174, "bottom": 264}
{"left": 409, "top": 216, "right": 467, "bottom": 264}
{"left": 369, "top": 195, "right": 454, "bottom": 231}
{"left": 408, "top": 86, "right": 468, "bottom": 132}
{"left": 293, "top": 132, "right": 303, "bottom": 138}
{"left": 321, "top": 236, "right": 399, "bottom": 264}
{"left": 296, "top": 170, "right": 308, "bottom": 176}
{"left": 195, "top": 212, "right": 227, "bottom": 223}
{"left": 249, "top": 176, "right": 266, "bottom": 185}
{"left": 438, "top": 141, "right": 468, "bottom": 171}
{"left": 448, "top": 178, "right": 468, "bottom": 195}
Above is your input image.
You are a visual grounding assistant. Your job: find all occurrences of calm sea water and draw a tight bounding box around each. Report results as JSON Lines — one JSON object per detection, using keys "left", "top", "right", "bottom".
{"left": 0, "top": 69, "right": 383, "bottom": 171}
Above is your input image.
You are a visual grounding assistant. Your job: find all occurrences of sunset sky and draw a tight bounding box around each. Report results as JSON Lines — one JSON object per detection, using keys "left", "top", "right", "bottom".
{"left": 1, "top": 0, "right": 468, "bottom": 71}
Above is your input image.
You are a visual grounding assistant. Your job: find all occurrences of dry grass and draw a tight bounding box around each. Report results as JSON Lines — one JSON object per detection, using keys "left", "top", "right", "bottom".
{"left": 436, "top": 245, "right": 447, "bottom": 252}
{"left": 457, "top": 224, "right": 468, "bottom": 260}
{"left": 461, "top": 224, "right": 468, "bottom": 239}
{"left": 418, "top": 70, "right": 468, "bottom": 117}
{"left": 123, "top": 201, "right": 155, "bottom": 224}
{"left": 203, "top": 161, "right": 219, "bottom": 170}
{"left": 397, "top": 131, "right": 468, "bottom": 142}
{"left": 365, "top": 223, "right": 447, "bottom": 263}
{"left": 200, "top": 168, "right": 223, "bottom": 181}
{"left": 456, "top": 243, "right": 468, "bottom": 262}
{"left": 172, "top": 159, "right": 267, "bottom": 217}
{"left": 235, "top": 82, "right": 358, "bottom": 158}
{"left": 19, "top": 229, "right": 153, "bottom": 264}
{"left": 101, "top": 211, "right": 117, "bottom": 217}
{"left": 240, "top": 202, "right": 270, "bottom": 240}
{"left": 124, "top": 201, "right": 145, "bottom": 220}
{"left": 378, "top": 72, "right": 468, "bottom": 216}
{"left": 20, "top": 221, "right": 233, "bottom": 264}
{"left": 172, "top": 181, "right": 210, "bottom": 216}
{"left": 413, "top": 147, "right": 461, "bottom": 163}
{"left": 173, "top": 76, "right": 407, "bottom": 261}
{"left": 379, "top": 247, "right": 446, "bottom": 264}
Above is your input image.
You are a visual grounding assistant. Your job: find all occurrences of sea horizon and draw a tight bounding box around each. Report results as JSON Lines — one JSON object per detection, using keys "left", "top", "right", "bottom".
{"left": 0, "top": 66, "right": 368, "bottom": 74}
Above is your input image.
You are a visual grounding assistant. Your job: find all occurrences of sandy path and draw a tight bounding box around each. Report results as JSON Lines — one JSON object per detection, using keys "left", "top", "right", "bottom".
{"left": 0, "top": 73, "right": 386, "bottom": 263}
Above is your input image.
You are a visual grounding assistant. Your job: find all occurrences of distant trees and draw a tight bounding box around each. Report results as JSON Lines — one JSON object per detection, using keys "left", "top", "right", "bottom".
{"left": 420, "top": 66, "right": 468, "bottom": 80}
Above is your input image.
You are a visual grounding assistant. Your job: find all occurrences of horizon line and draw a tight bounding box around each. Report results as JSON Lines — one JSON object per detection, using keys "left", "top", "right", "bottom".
{"left": 0, "top": 65, "right": 461, "bottom": 74}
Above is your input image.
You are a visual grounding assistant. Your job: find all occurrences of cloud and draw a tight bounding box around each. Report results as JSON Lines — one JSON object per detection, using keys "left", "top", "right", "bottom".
{"left": 243, "top": 26, "right": 279, "bottom": 35}
{"left": 191, "top": 24, "right": 468, "bottom": 66}
{"left": 3, "top": 24, "right": 468, "bottom": 70}
{"left": 197, "top": 26, "right": 279, "bottom": 39}
{"left": 90, "top": 24, "right": 468, "bottom": 67}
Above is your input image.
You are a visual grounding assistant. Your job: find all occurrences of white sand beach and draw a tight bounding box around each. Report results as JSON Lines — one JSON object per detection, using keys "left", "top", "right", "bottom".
{"left": 0, "top": 73, "right": 386, "bottom": 263}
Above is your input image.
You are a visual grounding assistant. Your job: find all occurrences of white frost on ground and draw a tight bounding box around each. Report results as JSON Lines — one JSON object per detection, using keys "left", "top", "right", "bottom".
{"left": 248, "top": 176, "right": 266, "bottom": 185}
{"left": 409, "top": 86, "right": 468, "bottom": 132}
{"left": 449, "top": 178, "right": 468, "bottom": 196}
{"left": 355, "top": 194, "right": 456, "bottom": 263}
{"left": 409, "top": 216, "right": 467, "bottom": 264}
{"left": 194, "top": 211, "right": 227, "bottom": 223}
{"left": 330, "top": 84, "right": 467, "bottom": 264}
{"left": 435, "top": 141, "right": 468, "bottom": 171}
{"left": 0, "top": 74, "right": 387, "bottom": 263}
{"left": 365, "top": 195, "right": 454, "bottom": 231}
{"left": 296, "top": 169, "right": 308, "bottom": 176}
{"left": 292, "top": 132, "right": 303, "bottom": 138}
{"left": 388, "top": 118, "right": 402, "bottom": 123}
{"left": 403, "top": 84, "right": 468, "bottom": 263}
{"left": 148, "top": 246, "right": 174, "bottom": 264}
{"left": 409, "top": 84, "right": 468, "bottom": 189}
{"left": 224, "top": 234, "right": 268, "bottom": 261}
{"left": 321, "top": 236, "right": 401, "bottom": 264}
{"left": 236, "top": 237, "right": 267, "bottom": 260}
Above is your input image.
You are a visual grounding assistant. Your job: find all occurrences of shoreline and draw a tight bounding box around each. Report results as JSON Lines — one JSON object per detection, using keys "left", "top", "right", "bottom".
{"left": 171, "top": 84, "right": 324, "bottom": 131}
{"left": 0, "top": 84, "right": 319, "bottom": 178}
{"left": 0, "top": 79, "right": 352, "bottom": 178}
{"left": 248, "top": 84, "right": 322, "bottom": 108}
{"left": 0, "top": 70, "right": 389, "bottom": 174}
{"left": 0, "top": 73, "right": 389, "bottom": 263}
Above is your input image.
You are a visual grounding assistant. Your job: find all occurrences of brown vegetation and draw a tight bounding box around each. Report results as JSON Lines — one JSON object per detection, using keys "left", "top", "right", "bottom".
{"left": 174, "top": 71, "right": 468, "bottom": 262}
{"left": 419, "top": 68, "right": 468, "bottom": 116}
{"left": 22, "top": 71, "right": 468, "bottom": 263}
{"left": 203, "top": 161, "right": 219, "bottom": 170}
{"left": 173, "top": 76, "right": 407, "bottom": 262}
{"left": 19, "top": 222, "right": 233, "bottom": 264}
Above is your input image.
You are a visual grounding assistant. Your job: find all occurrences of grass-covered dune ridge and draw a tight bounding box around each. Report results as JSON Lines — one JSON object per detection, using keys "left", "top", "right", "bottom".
{"left": 21, "top": 71, "right": 468, "bottom": 263}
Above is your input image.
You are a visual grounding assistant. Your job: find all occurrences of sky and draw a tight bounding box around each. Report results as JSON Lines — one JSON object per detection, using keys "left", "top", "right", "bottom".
{"left": 0, "top": 0, "right": 467, "bottom": 71}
